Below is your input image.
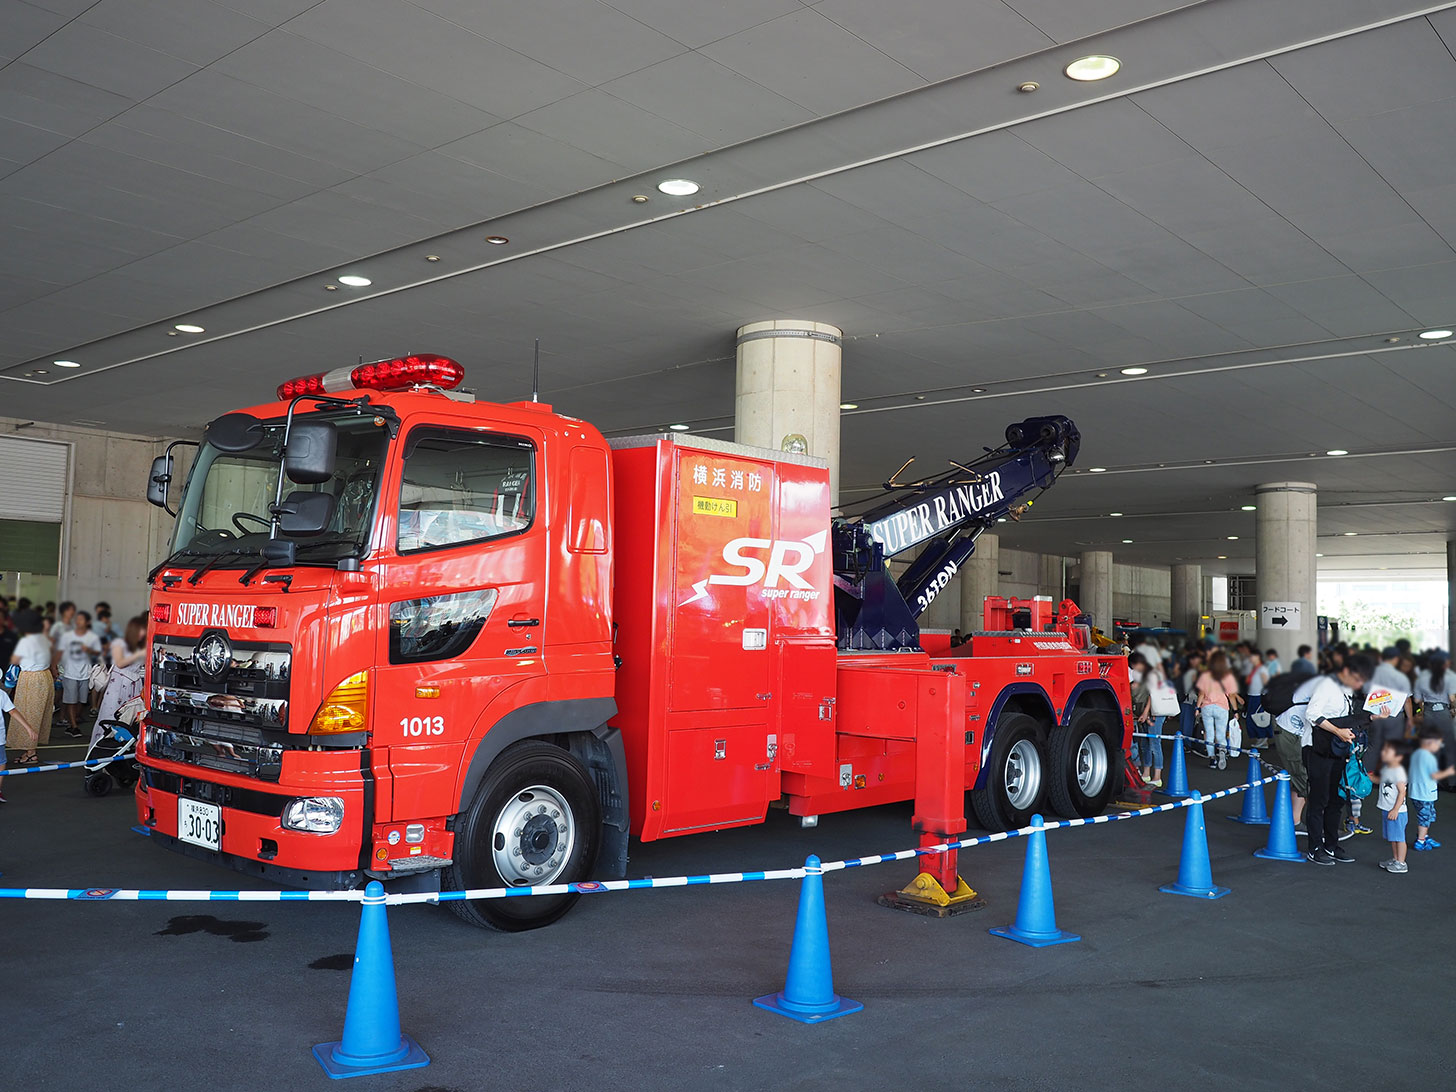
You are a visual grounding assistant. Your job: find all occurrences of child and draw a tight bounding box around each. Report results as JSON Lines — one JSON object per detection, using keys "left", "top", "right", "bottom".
{"left": 0, "top": 686, "right": 40, "bottom": 804}
{"left": 1410, "top": 727, "right": 1456, "bottom": 851}
{"left": 1376, "top": 740, "right": 1409, "bottom": 873}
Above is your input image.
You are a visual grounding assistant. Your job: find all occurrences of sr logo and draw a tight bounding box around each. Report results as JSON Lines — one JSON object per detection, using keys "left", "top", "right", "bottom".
{"left": 682, "top": 530, "right": 827, "bottom": 605}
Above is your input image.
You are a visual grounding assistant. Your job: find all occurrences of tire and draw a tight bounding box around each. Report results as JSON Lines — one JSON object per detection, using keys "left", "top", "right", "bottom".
{"left": 970, "top": 712, "right": 1047, "bottom": 831}
{"left": 442, "top": 741, "right": 601, "bottom": 931}
{"left": 84, "top": 773, "right": 112, "bottom": 797}
{"left": 1047, "top": 710, "right": 1119, "bottom": 819}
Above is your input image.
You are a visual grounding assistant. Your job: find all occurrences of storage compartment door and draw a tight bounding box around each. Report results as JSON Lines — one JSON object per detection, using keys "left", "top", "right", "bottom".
{"left": 661, "top": 723, "right": 773, "bottom": 835}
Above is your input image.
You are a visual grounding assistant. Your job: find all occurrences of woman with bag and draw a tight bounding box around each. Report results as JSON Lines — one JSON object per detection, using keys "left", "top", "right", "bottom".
{"left": 7, "top": 611, "right": 54, "bottom": 765}
{"left": 92, "top": 614, "right": 148, "bottom": 747}
{"left": 1194, "top": 650, "right": 1242, "bottom": 770}
{"left": 1131, "top": 652, "right": 1176, "bottom": 788}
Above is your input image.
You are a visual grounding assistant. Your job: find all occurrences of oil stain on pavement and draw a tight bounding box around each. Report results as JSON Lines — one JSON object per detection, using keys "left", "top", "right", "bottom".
{"left": 155, "top": 915, "right": 269, "bottom": 942}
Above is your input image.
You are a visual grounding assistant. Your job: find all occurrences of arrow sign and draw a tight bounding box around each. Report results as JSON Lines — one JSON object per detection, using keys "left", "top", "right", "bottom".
{"left": 1260, "top": 601, "right": 1302, "bottom": 631}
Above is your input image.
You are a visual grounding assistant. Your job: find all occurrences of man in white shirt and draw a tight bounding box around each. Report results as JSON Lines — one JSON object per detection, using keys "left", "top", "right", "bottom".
{"left": 1277, "top": 654, "right": 1373, "bottom": 865}
{"left": 53, "top": 610, "right": 102, "bottom": 739}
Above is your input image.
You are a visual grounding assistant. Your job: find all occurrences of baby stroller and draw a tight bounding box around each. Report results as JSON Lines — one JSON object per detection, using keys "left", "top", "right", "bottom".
{"left": 83, "top": 695, "right": 144, "bottom": 797}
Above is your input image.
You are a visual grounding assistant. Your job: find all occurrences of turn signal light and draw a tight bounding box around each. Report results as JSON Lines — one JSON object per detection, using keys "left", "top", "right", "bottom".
{"left": 253, "top": 606, "right": 277, "bottom": 628}
{"left": 276, "top": 354, "right": 463, "bottom": 401}
{"left": 309, "top": 670, "right": 369, "bottom": 734}
{"left": 152, "top": 603, "right": 171, "bottom": 624}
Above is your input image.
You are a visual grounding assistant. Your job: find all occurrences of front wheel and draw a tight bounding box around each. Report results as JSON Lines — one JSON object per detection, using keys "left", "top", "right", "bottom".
{"left": 1046, "top": 711, "right": 1120, "bottom": 819}
{"left": 970, "top": 713, "right": 1047, "bottom": 831}
{"left": 442, "top": 741, "right": 601, "bottom": 931}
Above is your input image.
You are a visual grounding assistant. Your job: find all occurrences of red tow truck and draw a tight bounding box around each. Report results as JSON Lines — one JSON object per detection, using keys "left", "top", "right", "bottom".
{"left": 136, "top": 354, "right": 1131, "bottom": 928}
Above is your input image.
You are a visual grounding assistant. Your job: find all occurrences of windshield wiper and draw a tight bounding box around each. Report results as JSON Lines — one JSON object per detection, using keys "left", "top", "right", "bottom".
{"left": 148, "top": 547, "right": 212, "bottom": 584}
{"left": 187, "top": 549, "right": 254, "bottom": 585}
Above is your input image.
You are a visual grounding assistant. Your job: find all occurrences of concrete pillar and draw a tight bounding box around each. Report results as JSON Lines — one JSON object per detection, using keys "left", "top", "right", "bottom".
{"left": 961, "top": 533, "right": 999, "bottom": 631}
{"left": 1038, "top": 554, "right": 1065, "bottom": 601}
{"left": 1255, "top": 482, "right": 1318, "bottom": 667}
{"left": 1171, "top": 563, "right": 1202, "bottom": 637}
{"left": 1447, "top": 539, "right": 1455, "bottom": 656}
{"left": 1079, "top": 550, "right": 1113, "bottom": 633}
{"left": 735, "top": 320, "right": 842, "bottom": 506}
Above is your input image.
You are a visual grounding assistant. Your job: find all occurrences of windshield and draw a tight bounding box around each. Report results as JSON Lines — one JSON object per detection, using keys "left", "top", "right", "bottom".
{"left": 172, "top": 414, "right": 389, "bottom": 564}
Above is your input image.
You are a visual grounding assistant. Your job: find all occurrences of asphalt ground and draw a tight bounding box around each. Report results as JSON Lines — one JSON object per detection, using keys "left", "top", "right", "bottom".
{"left": 4, "top": 740, "right": 1454, "bottom": 1092}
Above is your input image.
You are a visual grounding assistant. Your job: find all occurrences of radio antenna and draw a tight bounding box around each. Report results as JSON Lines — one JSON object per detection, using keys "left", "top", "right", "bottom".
{"left": 532, "top": 339, "right": 540, "bottom": 402}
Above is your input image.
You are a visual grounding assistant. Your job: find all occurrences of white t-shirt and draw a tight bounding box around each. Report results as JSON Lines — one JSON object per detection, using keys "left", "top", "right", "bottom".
{"left": 54, "top": 629, "right": 102, "bottom": 681}
{"left": 13, "top": 633, "right": 51, "bottom": 672}
{"left": 48, "top": 620, "right": 71, "bottom": 644}
{"left": 1377, "top": 764, "right": 1407, "bottom": 815}
{"left": 1276, "top": 675, "right": 1353, "bottom": 748}
{"left": 0, "top": 687, "right": 13, "bottom": 724}
{"left": 1246, "top": 662, "right": 1269, "bottom": 697}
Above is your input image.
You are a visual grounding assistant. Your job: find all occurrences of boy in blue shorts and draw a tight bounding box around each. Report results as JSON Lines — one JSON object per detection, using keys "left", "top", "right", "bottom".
{"left": 1410, "top": 727, "right": 1455, "bottom": 851}
{"left": 1377, "top": 740, "right": 1408, "bottom": 873}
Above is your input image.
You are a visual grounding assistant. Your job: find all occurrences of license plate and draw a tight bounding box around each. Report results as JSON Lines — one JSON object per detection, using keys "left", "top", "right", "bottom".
{"left": 178, "top": 798, "right": 222, "bottom": 852}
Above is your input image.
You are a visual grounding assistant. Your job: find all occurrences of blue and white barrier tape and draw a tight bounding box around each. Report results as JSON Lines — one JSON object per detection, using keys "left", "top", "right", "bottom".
{"left": 0, "top": 775, "right": 1277, "bottom": 905}
{"left": 0, "top": 755, "right": 125, "bottom": 777}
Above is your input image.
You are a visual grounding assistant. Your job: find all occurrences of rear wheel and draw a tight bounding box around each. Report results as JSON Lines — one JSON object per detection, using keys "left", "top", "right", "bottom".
{"left": 970, "top": 713, "right": 1047, "bottom": 831}
{"left": 84, "top": 772, "right": 112, "bottom": 797}
{"left": 1047, "top": 711, "right": 1120, "bottom": 818}
{"left": 443, "top": 741, "right": 601, "bottom": 931}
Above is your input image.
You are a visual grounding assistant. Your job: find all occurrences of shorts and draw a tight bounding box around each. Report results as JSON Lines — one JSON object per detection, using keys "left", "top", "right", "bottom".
{"left": 1273, "top": 730, "right": 1309, "bottom": 796}
{"left": 61, "top": 676, "right": 89, "bottom": 704}
{"left": 1383, "top": 812, "right": 1407, "bottom": 843}
{"left": 1413, "top": 799, "right": 1437, "bottom": 828}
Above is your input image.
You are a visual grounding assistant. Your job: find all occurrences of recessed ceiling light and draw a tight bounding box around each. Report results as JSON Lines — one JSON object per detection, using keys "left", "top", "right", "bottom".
{"left": 631, "top": 194, "right": 649, "bottom": 204}
{"left": 1109, "top": 511, "right": 1123, "bottom": 517}
{"left": 1444, "top": 495, "right": 1456, "bottom": 501}
{"left": 1343, "top": 531, "right": 1358, "bottom": 536}
{"left": 424, "top": 254, "right": 441, "bottom": 262}
{"left": 1017, "top": 81, "right": 1039, "bottom": 93}
{"left": 485, "top": 235, "right": 509, "bottom": 245}
{"left": 1419, "top": 328, "right": 1452, "bottom": 339}
{"left": 337, "top": 275, "right": 371, "bottom": 287}
{"left": 657, "top": 178, "right": 700, "bottom": 196}
{"left": 1095, "top": 372, "right": 1108, "bottom": 378}
{"left": 174, "top": 323, "right": 205, "bottom": 333}
{"left": 1065, "top": 55, "right": 1121, "bottom": 81}
{"left": 1241, "top": 504, "right": 1256, "bottom": 511}
{"left": 1325, "top": 449, "right": 1348, "bottom": 456}
{"left": 839, "top": 402, "right": 858, "bottom": 410}
{"left": 323, "top": 284, "right": 339, "bottom": 291}
{"left": 1121, "top": 539, "right": 1133, "bottom": 544}
{"left": 669, "top": 423, "right": 690, "bottom": 431}
{"left": 971, "top": 387, "right": 986, "bottom": 393}
{"left": 1120, "top": 366, "right": 1148, "bottom": 376}
{"left": 1217, "top": 555, "right": 1227, "bottom": 560}
{"left": 1089, "top": 467, "right": 1107, "bottom": 473}
{"left": 53, "top": 360, "right": 81, "bottom": 368}
{"left": 35, "top": 369, "right": 47, "bottom": 375}
{"left": 1227, "top": 536, "right": 1239, "bottom": 541}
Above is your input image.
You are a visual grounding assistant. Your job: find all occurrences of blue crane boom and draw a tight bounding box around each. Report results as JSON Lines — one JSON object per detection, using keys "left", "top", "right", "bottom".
{"left": 832, "top": 415, "right": 1080, "bottom": 650}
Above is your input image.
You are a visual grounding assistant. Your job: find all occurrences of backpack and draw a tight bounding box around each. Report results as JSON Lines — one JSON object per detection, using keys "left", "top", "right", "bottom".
{"left": 1260, "top": 672, "right": 1309, "bottom": 718}
{"left": 1340, "top": 748, "right": 1372, "bottom": 800}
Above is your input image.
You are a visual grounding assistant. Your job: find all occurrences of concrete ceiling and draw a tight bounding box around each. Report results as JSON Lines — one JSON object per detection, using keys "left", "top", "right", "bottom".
{"left": 3, "top": 0, "right": 1455, "bottom": 578}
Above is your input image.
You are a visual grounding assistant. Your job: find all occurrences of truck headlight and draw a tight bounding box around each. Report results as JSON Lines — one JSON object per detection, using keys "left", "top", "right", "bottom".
{"left": 281, "top": 797, "right": 345, "bottom": 834}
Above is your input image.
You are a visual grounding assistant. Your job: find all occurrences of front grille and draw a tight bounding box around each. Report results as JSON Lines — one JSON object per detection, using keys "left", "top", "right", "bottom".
{"left": 150, "top": 635, "right": 293, "bottom": 781}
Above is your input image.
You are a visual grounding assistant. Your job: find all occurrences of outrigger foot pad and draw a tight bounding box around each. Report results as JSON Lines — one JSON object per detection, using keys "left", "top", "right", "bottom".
{"left": 876, "top": 872, "right": 986, "bottom": 917}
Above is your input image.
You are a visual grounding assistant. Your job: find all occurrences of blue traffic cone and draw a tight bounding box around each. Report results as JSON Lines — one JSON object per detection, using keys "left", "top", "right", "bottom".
{"left": 753, "top": 856, "right": 863, "bottom": 1023}
{"left": 989, "top": 815, "right": 1080, "bottom": 947}
{"left": 1254, "top": 771, "right": 1305, "bottom": 862}
{"left": 1157, "top": 732, "right": 1191, "bottom": 799}
{"left": 313, "top": 882, "right": 430, "bottom": 1079}
{"left": 1160, "top": 792, "right": 1230, "bottom": 899}
{"left": 1228, "top": 751, "right": 1270, "bottom": 825}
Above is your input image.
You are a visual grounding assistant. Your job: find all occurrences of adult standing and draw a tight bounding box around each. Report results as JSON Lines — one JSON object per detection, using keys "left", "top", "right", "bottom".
{"left": 1193, "top": 650, "right": 1241, "bottom": 769}
{"left": 1367, "top": 648, "right": 1415, "bottom": 775}
{"left": 1245, "top": 652, "right": 1271, "bottom": 744}
{"left": 93, "top": 615, "right": 148, "bottom": 746}
{"left": 1414, "top": 653, "right": 1455, "bottom": 789}
{"left": 7, "top": 610, "right": 53, "bottom": 764}
{"left": 1290, "top": 645, "right": 1317, "bottom": 678}
{"left": 1292, "top": 654, "right": 1374, "bottom": 865}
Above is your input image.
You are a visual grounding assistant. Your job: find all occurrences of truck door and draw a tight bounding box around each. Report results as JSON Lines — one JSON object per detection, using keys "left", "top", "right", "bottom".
{"left": 375, "top": 425, "right": 545, "bottom": 822}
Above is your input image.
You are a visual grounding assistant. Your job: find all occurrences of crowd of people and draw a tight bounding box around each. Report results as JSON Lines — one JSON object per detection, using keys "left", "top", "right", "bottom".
{"left": 1128, "top": 634, "right": 1453, "bottom": 872}
{"left": 0, "top": 597, "right": 149, "bottom": 798}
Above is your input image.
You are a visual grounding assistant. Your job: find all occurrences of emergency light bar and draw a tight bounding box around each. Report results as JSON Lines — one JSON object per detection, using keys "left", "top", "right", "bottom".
{"left": 276, "top": 354, "right": 464, "bottom": 400}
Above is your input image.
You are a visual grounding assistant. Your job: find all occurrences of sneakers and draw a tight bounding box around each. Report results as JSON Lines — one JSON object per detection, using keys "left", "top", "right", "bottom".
{"left": 1338, "top": 823, "right": 1356, "bottom": 842}
{"left": 1413, "top": 838, "right": 1441, "bottom": 851}
{"left": 1293, "top": 822, "right": 1308, "bottom": 837}
{"left": 1147, "top": 778, "right": 1163, "bottom": 788}
{"left": 1379, "top": 858, "right": 1409, "bottom": 873}
{"left": 1352, "top": 821, "right": 1374, "bottom": 835}
{"left": 1208, "top": 757, "right": 1218, "bottom": 769}
{"left": 1217, "top": 749, "right": 1227, "bottom": 770}
{"left": 1330, "top": 847, "right": 1356, "bottom": 863}
{"left": 1305, "top": 848, "right": 1335, "bottom": 866}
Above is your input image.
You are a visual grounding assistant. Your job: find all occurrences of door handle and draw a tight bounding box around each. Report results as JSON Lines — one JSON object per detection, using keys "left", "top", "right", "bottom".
{"left": 507, "top": 618, "right": 540, "bottom": 628}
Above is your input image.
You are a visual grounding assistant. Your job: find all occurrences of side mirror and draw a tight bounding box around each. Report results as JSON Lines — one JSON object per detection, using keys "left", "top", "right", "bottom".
{"left": 147, "top": 455, "right": 173, "bottom": 511}
{"left": 204, "top": 412, "right": 263, "bottom": 453}
{"left": 272, "top": 491, "right": 335, "bottom": 536}
{"left": 284, "top": 420, "right": 337, "bottom": 485}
